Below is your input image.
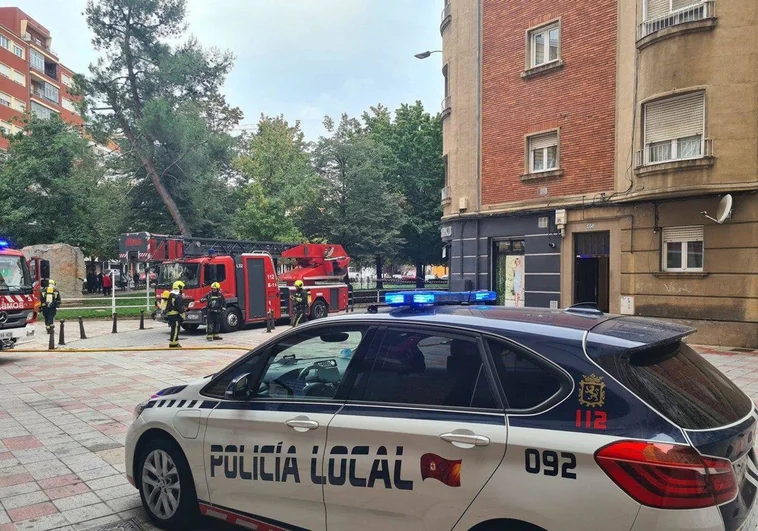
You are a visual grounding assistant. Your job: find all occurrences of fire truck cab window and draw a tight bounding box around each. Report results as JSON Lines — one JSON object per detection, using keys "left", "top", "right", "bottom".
{"left": 157, "top": 262, "right": 200, "bottom": 288}
{"left": 204, "top": 264, "right": 226, "bottom": 285}
{"left": 0, "top": 256, "right": 32, "bottom": 290}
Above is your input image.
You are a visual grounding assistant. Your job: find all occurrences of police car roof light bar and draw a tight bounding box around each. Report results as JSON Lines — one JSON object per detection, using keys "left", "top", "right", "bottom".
{"left": 0, "top": 240, "right": 9, "bottom": 248}
{"left": 383, "top": 290, "right": 497, "bottom": 307}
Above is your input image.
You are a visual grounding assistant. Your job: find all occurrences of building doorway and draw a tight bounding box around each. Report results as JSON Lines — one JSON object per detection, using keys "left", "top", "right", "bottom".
{"left": 492, "top": 239, "right": 525, "bottom": 307}
{"left": 574, "top": 232, "right": 610, "bottom": 312}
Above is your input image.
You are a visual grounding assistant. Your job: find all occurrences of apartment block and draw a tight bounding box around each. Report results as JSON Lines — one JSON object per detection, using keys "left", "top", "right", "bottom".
{"left": 440, "top": 0, "right": 758, "bottom": 347}
{"left": 0, "top": 7, "right": 83, "bottom": 148}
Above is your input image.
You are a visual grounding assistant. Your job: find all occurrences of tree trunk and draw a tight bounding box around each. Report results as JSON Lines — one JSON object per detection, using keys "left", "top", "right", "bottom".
{"left": 143, "top": 156, "right": 192, "bottom": 236}
{"left": 415, "top": 260, "right": 425, "bottom": 289}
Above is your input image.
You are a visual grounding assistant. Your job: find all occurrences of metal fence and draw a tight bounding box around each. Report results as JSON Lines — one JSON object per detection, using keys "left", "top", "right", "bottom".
{"left": 638, "top": 1, "right": 715, "bottom": 40}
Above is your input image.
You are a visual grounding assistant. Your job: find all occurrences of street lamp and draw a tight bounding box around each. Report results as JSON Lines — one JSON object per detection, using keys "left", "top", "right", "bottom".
{"left": 414, "top": 50, "right": 442, "bottom": 59}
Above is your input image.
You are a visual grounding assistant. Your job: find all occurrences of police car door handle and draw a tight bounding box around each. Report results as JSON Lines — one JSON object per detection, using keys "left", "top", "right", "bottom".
{"left": 440, "top": 433, "right": 490, "bottom": 448}
{"left": 285, "top": 418, "right": 319, "bottom": 432}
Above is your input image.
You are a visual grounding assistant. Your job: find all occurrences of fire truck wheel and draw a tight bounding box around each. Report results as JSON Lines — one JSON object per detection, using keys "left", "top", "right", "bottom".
{"left": 180, "top": 324, "right": 199, "bottom": 332}
{"left": 310, "top": 299, "right": 329, "bottom": 320}
{"left": 222, "top": 308, "right": 241, "bottom": 333}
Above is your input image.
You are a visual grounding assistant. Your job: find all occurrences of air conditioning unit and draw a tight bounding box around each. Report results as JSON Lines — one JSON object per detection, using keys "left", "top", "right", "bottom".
{"left": 458, "top": 197, "right": 469, "bottom": 211}
{"left": 441, "top": 187, "right": 451, "bottom": 202}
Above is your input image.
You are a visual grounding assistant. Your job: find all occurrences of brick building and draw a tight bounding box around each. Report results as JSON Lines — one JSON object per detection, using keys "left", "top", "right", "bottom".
{"left": 439, "top": 0, "right": 758, "bottom": 347}
{"left": 0, "top": 7, "right": 83, "bottom": 148}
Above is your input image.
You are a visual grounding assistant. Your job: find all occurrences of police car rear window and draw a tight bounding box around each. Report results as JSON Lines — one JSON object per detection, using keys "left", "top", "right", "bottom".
{"left": 588, "top": 340, "right": 752, "bottom": 430}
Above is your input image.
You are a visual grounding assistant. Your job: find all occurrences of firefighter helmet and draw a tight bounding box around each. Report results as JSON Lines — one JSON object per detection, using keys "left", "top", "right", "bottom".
{"left": 211, "top": 282, "right": 221, "bottom": 290}
{"left": 294, "top": 280, "right": 304, "bottom": 288}
{"left": 48, "top": 279, "right": 56, "bottom": 286}
{"left": 173, "top": 281, "right": 185, "bottom": 290}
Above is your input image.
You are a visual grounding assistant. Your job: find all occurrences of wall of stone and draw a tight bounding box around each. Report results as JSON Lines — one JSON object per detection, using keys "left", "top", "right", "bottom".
{"left": 22, "top": 243, "right": 85, "bottom": 299}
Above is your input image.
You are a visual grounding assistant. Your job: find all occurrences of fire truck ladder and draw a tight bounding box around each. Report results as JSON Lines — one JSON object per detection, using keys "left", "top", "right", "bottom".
{"left": 180, "top": 237, "right": 297, "bottom": 258}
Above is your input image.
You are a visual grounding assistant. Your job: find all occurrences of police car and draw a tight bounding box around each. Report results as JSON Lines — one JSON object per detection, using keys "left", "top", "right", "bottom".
{"left": 125, "top": 290, "right": 758, "bottom": 531}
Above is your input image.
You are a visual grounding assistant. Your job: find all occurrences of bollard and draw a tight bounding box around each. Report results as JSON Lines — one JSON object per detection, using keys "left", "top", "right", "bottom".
{"left": 111, "top": 312, "right": 117, "bottom": 333}
{"left": 266, "top": 310, "right": 272, "bottom": 333}
{"left": 78, "top": 317, "right": 87, "bottom": 339}
{"left": 58, "top": 320, "right": 65, "bottom": 346}
{"left": 48, "top": 327, "right": 55, "bottom": 350}
{"left": 139, "top": 310, "right": 145, "bottom": 330}
{"left": 270, "top": 310, "right": 275, "bottom": 330}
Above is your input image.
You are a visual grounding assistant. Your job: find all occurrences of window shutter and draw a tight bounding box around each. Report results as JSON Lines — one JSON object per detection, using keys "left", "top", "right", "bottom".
{"left": 662, "top": 226, "right": 704, "bottom": 243}
{"left": 672, "top": 0, "right": 700, "bottom": 11}
{"left": 0, "top": 63, "right": 9, "bottom": 77}
{"left": 645, "top": 92, "right": 704, "bottom": 145}
{"left": 646, "top": 0, "right": 670, "bottom": 20}
{"left": 530, "top": 132, "right": 558, "bottom": 150}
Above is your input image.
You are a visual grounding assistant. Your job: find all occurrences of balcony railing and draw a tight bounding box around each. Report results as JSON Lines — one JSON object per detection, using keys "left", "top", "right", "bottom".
{"left": 440, "top": 3, "right": 452, "bottom": 33}
{"left": 636, "top": 138, "right": 713, "bottom": 167}
{"left": 22, "top": 33, "right": 58, "bottom": 57}
{"left": 441, "top": 186, "right": 451, "bottom": 203}
{"left": 638, "top": 1, "right": 715, "bottom": 40}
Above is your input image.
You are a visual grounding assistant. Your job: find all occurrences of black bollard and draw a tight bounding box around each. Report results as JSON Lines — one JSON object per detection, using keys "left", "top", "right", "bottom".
{"left": 270, "top": 310, "right": 276, "bottom": 330}
{"left": 111, "top": 312, "right": 117, "bottom": 333}
{"left": 266, "top": 310, "right": 272, "bottom": 333}
{"left": 139, "top": 310, "right": 145, "bottom": 330}
{"left": 58, "top": 320, "right": 65, "bottom": 346}
{"left": 78, "top": 317, "right": 87, "bottom": 339}
{"left": 48, "top": 327, "right": 55, "bottom": 350}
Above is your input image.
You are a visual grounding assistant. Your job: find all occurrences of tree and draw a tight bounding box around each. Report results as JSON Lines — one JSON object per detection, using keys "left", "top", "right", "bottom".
{"left": 364, "top": 102, "right": 444, "bottom": 286}
{"left": 307, "top": 114, "right": 405, "bottom": 264}
{"left": 234, "top": 115, "right": 319, "bottom": 242}
{"left": 81, "top": 0, "right": 242, "bottom": 236}
{"left": 0, "top": 115, "right": 126, "bottom": 258}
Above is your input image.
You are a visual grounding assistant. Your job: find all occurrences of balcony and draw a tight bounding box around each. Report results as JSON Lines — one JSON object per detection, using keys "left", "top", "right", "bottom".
{"left": 441, "top": 95, "right": 451, "bottom": 121}
{"left": 441, "top": 186, "right": 451, "bottom": 205}
{"left": 635, "top": 138, "right": 714, "bottom": 176}
{"left": 637, "top": 1, "right": 716, "bottom": 45}
{"left": 22, "top": 32, "right": 57, "bottom": 58}
{"left": 440, "top": 3, "right": 452, "bottom": 34}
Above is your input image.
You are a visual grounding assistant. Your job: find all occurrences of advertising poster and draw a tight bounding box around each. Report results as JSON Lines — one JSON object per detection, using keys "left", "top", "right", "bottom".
{"left": 495, "top": 255, "right": 525, "bottom": 307}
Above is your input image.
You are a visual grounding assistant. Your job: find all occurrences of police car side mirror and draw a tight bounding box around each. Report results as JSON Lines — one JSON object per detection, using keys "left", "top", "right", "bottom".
{"left": 224, "top": 373, "right": 251, "bottom": 400}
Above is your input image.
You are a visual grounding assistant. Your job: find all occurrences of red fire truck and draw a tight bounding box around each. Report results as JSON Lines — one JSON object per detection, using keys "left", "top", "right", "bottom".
{"left": 119, "top": 233, "right": 351, "bottom": 332}
{"left": 0, "top": 239, "right": 49, "bottom": 349}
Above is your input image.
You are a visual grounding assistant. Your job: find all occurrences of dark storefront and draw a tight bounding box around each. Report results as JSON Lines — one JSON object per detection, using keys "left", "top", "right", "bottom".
{"left": 441, "top": 213, "right": 562, "bottom": 308}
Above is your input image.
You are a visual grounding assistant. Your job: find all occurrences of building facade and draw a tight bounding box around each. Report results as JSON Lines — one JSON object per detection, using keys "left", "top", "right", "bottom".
{"left": 0, "top": 7, "right": 83, "bottom": 148}
{"left": 440, "top": 0, "right": 758, "bottom": 347}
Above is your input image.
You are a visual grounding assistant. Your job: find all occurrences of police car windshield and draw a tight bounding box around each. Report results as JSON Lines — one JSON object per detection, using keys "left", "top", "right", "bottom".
{"left": 0, "top": 256, "right": 32, "bottom": 291}
{"left": 157, "top": 262, "right": 200, "bottom": 289}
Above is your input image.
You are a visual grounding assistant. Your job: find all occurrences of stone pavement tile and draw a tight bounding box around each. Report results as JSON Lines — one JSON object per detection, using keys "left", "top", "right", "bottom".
{"left": 60, "top": 502, "right": 112, "bottom": 525}
{"left": 58, "top": 456, "right": 108, "bottom": 475}
{"left": 23, "top": 461, "right": 73, "bottom": 482}
{"left": 13, "top": 514, "right": 69, "bottom": 531}
{"left": 0, "top": 509, "right": 9, "bottom": 524}
{"left": 0, "top": 483, "right": 39, "bottom": 500}
{"left": 83, "top": 476, "right": 127, "bottom": 492}
{"left": 0, "top": 439, "right": 39, "bottom": 452}
{"left": 94, "top": 485, "right": 134, "bottom": 503}
{"left": 11, "top": 449, "right": 57, "bottom": 466}
{"left": 110, "top": 464, "right": 126, "bottom": 475}
{"left": 6, "top": 502, "right": 57, "bottom": 522}
{"left": 72, "top": 515, "right": 119, "bottom": 531}
{"left": 43, "top": 483, "right": 90, "bottom": 502}
{"left": 52, "top": 493, "right": 101, "bottom": 513}
{"left": 1, "top": 491, "right": 50, "bottom": 511}
{"left": 73, "top": 468, "right": 119, "bottom": 483}
{"left": 105, "top": 495, "right": 140, "bottom": 514}
{"left": 0, "top": 525, "right": 16, "bottom": 531}
{"left": 46, "top": 446, "right": 89, "bottom": 460}
{"left": 0, "top": 474, "right": 34, "bottom": 489}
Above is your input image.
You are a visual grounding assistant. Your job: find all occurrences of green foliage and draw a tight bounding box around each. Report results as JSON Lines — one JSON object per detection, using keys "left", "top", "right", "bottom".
{"left": 364, "top": 102, "right": 445, "bottom": 270}
{"left": 0, "top": 116, "right": 126, "bottom": 258}
{"left": 82, "top": 0, "right": 242, "bottom": 236}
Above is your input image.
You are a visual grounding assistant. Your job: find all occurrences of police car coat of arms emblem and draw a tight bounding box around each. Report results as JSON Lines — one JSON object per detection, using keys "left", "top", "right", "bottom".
{"left": 578, "top": 373, "right": 606, "bottom": 408}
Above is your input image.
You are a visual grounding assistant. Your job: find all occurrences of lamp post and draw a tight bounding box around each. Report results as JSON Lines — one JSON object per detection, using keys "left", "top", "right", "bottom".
{"left": 414, "top": 50, "right": 442, "bottom": 60}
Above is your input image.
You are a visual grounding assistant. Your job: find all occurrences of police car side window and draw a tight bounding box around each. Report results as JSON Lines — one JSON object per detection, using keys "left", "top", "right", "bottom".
{"left": 487, "top": 339, "right": 562, "bottom": 410}
{"left": 357, "top": 330, "right": 497, "bottom": 409}
{"left": 255, "top": 326, "right": 368, "bottom": 401}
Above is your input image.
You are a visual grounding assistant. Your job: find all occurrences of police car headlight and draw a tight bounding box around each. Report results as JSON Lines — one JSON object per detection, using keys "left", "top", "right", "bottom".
{"left": 133, "top": 401, "right": 149, "bottom": 421}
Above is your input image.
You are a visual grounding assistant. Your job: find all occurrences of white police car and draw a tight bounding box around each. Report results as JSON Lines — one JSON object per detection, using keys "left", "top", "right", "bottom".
{"left": 125, "top": 290, "right": 758, "bottom": 531}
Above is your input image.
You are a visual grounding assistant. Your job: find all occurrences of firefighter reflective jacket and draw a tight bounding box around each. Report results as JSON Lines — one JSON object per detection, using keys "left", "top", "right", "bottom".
{"left": 165, "top": 290, "right": 185, "bottom": 316}
{"left": 292, "top": 288, "right": 308, "bottom": 311}
{"left": 202, "top": 291, "right": 226, "bottom": 314}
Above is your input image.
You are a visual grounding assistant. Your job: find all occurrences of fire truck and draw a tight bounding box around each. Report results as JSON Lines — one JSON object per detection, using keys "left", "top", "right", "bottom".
{"left": 0, "top": 239, "right": 49, "bottom": 350}
{"left": 119, "top": 233, "right": 351, "bottom": 332}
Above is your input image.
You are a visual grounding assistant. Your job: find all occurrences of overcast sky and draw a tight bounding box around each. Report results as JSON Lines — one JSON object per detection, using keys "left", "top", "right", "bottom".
{"left": 18, "top": 0, "right": 444, "bottom": 139}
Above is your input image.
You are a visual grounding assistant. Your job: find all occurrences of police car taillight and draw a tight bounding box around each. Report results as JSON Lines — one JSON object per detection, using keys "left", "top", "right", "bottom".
{"left": 595, "top": 440, "right": 737, "bottom": 509}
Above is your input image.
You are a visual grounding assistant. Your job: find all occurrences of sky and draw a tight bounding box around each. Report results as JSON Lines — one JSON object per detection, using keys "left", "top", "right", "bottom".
{"left": 17, "top": 0, "right": 444, "bottom": 140}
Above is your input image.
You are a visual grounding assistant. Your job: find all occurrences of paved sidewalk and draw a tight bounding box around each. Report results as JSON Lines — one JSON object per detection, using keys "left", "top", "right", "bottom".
{"left": 0, "top": 323, "right": 756, "bottom": 530}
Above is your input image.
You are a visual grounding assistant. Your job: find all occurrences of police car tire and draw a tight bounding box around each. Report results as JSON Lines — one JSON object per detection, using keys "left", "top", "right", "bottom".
{"left": 137, "top": 437, "right": 198, "bottom": 530}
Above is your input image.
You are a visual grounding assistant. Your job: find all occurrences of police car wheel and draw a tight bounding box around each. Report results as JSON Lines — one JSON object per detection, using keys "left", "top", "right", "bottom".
{"left": 310, "top": 299, "right": 328, "bottom": 319}
{"left": 138, "top": 438, "right": 198, "bottom": 529}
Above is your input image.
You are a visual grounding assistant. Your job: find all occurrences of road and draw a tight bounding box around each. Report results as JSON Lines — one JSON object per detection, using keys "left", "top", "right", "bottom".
{"left": 0, "top": 319, "right": 756, "bottom": 530}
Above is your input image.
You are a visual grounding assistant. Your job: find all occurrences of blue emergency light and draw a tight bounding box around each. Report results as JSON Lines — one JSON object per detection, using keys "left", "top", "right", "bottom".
{"left": 0, "top": 240, "right": 9, "bottom": 248}
{"left": 383, "top": 290, "right": 497, "bottom": 307}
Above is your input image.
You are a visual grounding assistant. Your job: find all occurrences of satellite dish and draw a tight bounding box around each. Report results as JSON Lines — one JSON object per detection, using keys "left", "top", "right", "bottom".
{"left": 701, "top": 194, "right": 733, "bottom": 224}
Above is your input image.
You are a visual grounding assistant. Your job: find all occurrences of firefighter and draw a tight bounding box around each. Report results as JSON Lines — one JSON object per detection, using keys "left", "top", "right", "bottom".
{"left": 291, "top": 280, "right": 309, "bottom": 327}
{"left": 41, "top": 280, "right": 61, "bottom": 333}
{"left": 201, "top": 282, "right": 226, "bottom": 341}
{"left": 165, "top": 281, "right": 185, "bottom": 348}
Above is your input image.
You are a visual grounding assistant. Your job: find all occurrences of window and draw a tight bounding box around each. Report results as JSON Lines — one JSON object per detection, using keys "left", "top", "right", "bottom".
{"left": 356, "top": 330, "right": 497, "bottom": 409}
{"left": 645, "top": 0, "right": 704, "bottom": 21}
{"left": 529, "top": 23, "right": 560, "bottom": 68}
{"left": 662, "top": 226, "right": 703, "bottom": 272}
{"left": 0, "top": 92, "right": 10, "bottom": 107}
{"left": 443, "top": 154, "right": 449, "bottom": 186}
{"left": 487, "top": 339, "right": 562, "bottom": 410}
{"left": 31, "top": 101, "right": 57, "bottom": 120}
{"left": 203, "top": 264, "right": 226, "bottom": 285}
{"left": 0, "top": 121, "right": 11, "bottom": 135}
{"left": 0, "top": 63, "right": 9, "bottom": 78}
{"left": 43, "top": 82, "right": 58, "bottom": 103}
{"left": 61, "top": 73, "right": 72, "bottom": 87}
{"left": 528, "top": 131, "right": 558, "bottom": 173}
{"left": 62, "top": 98, "right": 77, "bottom": 113}
{"left": 12, "top": 99, "right": 25, "bottom": 112}
{"left": 644, "top": 92, "right": 705, "bottom": 164}
{"left": 12, "top": 44, "right": 23, "bottom": 58}
{"left": 30, "top": 49, "right": 44, "bottom": 72}
{"left": 0, "top": 35, "right": 8, "bottom": 49}
{"left": 11, "top": 70, "right": 24, "bottom": 86}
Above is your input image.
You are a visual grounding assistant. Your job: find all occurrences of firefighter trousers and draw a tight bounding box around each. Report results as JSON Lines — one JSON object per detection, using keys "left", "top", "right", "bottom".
{"left": 167, "top": 315, "right": 181, "bottom": 347}
{"left": 42, "top": 308, "right": 56, "bottom": 332}
{"left": 292, "top": 308, "right": 307, "bottom": 327}
{"left": 206, "top": 312, "right": 222, "bottom": 339}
